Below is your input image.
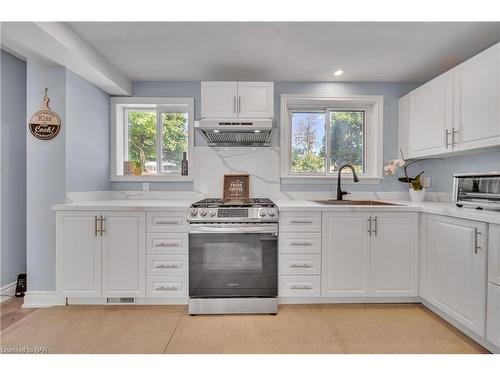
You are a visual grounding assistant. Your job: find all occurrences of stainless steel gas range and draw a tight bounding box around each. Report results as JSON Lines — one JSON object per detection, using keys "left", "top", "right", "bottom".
{"left": 187, "top": 198, "right": 278, "bottom": 315}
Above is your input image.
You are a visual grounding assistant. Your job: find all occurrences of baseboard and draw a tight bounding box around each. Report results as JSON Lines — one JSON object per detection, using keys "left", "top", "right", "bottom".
{"left": 66, "top": 297, "right": 188, "bottom": 305}
{"left": 421, "top": 299, "right": 499, "bottom": 354}
{"left": 278, "top": 296, "right": 421, "bottom": 304}
{"left": 0, "top": 281, "right": 17, "bottom": 303}
{"left": 22, "top": 291, "right": 66, "bottom": 308}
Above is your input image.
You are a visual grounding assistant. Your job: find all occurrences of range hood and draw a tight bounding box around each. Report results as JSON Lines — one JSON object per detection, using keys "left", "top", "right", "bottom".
{"left": 196, "top": 119, "right": 273, "bottom": 147}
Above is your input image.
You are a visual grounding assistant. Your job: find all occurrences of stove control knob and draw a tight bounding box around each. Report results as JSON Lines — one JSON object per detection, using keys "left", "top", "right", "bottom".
{"left": 209, "top": 209, "right": 217, "bottom": 217}
{"left": 259, "top": 210, "right": 267, "bottom": 217}
{"left": 190, "top": 208, "right": 198, "bottom": 216}
{"left": 199, "top": 209, "right": 208, "bottom": 216}
{"left": 268, "top": 210, "right": 276, "bottom": 217}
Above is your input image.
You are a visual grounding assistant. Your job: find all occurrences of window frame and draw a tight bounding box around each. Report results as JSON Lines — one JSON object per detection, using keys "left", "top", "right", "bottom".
{"left": 280, "top": 94, "right": 383, "bottom": 184}
{"left": 110, "top": 97, "right": 194, "bottom": 182}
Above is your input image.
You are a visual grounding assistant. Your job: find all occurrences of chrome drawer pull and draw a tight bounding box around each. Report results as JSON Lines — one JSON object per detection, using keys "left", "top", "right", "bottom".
{"left": 155, "top": 220, "right": 180, "bottom": 225}
{"left": 156, "top": 285, "right": 178, "bottom": 291}
{"left": 290, "top": 220, "right": 313, "bottom": 224}
{"left": 474, "top": 228, "right": 482, "bottom": 254}
{"left": 155, "top": 264, "right": 179, "bottom": 269}
{"left": 290, "top": 242, "right": 313, "bottom": 246}
{"left": 156, "top": 242, "right": 178, "bottom": 247}
{"left": 290, "top": 264, "right": 313, "bottom": 268}
{"left": 290, "top": 285, "right": 313, "bottom": 290}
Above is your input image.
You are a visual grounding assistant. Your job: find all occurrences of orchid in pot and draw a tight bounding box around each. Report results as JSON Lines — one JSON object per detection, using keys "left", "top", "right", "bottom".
{"left": 384, "top": 150, "right": 428, "bottom": 202}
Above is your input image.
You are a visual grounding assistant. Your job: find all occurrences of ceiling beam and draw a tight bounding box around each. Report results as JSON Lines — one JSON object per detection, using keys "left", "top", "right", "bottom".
{"left": 1, "top": 22, "right": 132, "bottom": 95}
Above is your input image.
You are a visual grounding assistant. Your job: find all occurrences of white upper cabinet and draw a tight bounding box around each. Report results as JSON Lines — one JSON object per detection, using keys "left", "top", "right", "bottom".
{"left": 408, "top": 71, "right": 453, "bottom": 158}
{"left": 426, "top": 215, "right": 487, "bottom": 337}
{"left": 398, "top": 94, "right": 410, "bottom": 157}
{"left": 201, "top": 81, "right": 274, "bottom": 119}
{"left": 201, "top": 81, "right": 238, "bottom": 118}
{"left": 453, "top": 44, "right": 500, "bottom": 152}
{"left": 401, "top": 42, "right": 500, "bottom": 158}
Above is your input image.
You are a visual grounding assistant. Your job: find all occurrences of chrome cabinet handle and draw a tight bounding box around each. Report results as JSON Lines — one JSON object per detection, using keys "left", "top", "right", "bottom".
{"left": 233, "top": 96, "right": 236, "bottom": 115}
{"left": 155, "top": 264, "right": 179, "bottom": 269}
{"left": 290, "top": 264, "right": 313, "bottom": 268}
{"left": 373, "top": 216, "right": 378, "bottom": 237}
{"left": 367, "top": 217, "right": 372, "bottom": 237}
{"left": 100, "top": 215, "right": 106, "bottom": 236}
{"left": 95, "top": 216, "right": 99, "bottom": 237}
{"left": 156, "top": 285, "right": 178, "bottom": 291}
{"left": 156, "top": 242, "right": 178, "bottom": 247}
{"left": 238, "top": 96, "right": 241, "bottom": 114}
{"left": 445, "top": 129, "right": 450, "bottom": 148}
{"left": 452, "top": 127, "right": 458, "bottom": 146}
{"left": 156, "top": 220, "right": 179, "bottom": 225}
{"left": 474, "top": 228, "right": 482, "bottom": 254}
{"left": 290, "top": 285, "right": 312, "bottom": 290}
{"left": 290, "top": 220, "right": 313, "bottom": 224}
{"left": 290, "top": 242, "right": 313, "bottom": 246}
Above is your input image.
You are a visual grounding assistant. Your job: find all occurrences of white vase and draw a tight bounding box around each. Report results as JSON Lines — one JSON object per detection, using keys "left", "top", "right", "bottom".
{"left": 409, "top": 188, "right": 426, "bottom": 202}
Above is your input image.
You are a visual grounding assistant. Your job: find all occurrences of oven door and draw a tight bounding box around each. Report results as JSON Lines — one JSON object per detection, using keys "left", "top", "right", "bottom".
{"left": 188, "top": 223, "right": 278, "bottom": 298}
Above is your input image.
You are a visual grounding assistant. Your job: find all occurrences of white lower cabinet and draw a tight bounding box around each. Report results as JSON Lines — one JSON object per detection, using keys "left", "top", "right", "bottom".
{"left": 279, "top": 276, "right": 321, "bottom": 297}
{"left": 426, "top": 215, "right": 487, "bottom": 336}
{"left": 322, "top": 212, "right": 418, "bottom": 298}
{"left": 487, "top": 283, "right": 500, "bottom": 349}
{"left": 101, "top": 212, "right": 146, "bottom": 297}
{"left": 57, "top": 211, "right": 146, "bottom": 298}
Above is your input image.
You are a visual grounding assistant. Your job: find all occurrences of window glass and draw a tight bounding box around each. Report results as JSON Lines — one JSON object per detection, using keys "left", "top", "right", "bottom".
{"left": 160, "top": 112, "right": 189, "bottom": 174}
{"left": 127, "top": 110, "right": 157, "bottom": 175}
{"left": 290, "top": 112, "right": 326, "bottom": 173}
{"left": 330, "top": 110, "right": 365, "bottom": 173}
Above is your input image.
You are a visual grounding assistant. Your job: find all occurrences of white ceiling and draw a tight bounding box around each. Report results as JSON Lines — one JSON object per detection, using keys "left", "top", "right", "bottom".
{"left": 68, "top": 22, "right": 500, "bottom": 83}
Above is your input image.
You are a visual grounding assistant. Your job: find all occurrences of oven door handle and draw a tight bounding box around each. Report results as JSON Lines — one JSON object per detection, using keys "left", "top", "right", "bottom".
{"left": 188, "top": 224, "right": 278, "bottom": 234}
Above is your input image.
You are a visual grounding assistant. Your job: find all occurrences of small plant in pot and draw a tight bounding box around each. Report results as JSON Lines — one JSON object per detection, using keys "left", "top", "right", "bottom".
{"left": 383, "top": 150, "right": 429, "bottom": 202}
{"left": 131, "top": 160, "right": 143, "bottom": 176}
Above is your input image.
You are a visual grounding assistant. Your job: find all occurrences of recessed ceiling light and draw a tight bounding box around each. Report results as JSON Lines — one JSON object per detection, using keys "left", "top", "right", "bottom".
{"left": 254, "top": 130, "right": 261, "bottom": 133}
{"left": 213, "top": 129, "right": 220, "bottom": 133}
{"left": 334, "top": 70, "right": 344, "bottom": 76}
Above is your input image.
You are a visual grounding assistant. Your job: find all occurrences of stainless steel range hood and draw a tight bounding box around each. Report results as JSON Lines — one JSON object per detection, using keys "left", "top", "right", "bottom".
{"left": 196, "top": 119, "right": 273, "bottom": 146}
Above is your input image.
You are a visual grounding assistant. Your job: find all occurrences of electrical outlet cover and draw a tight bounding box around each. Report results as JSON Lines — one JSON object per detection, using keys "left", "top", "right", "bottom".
{"left": 142, "top": 182, "right": 150, "bottom": 191}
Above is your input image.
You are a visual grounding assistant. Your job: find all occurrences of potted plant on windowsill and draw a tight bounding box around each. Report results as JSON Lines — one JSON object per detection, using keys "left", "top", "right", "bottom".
{"left": 384, "top": 150, "right": 430, "bottom": 202}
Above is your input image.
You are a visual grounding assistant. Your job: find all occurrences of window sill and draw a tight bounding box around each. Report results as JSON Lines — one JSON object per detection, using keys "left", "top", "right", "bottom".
{"left": 281, "top": 176, "right": 383, "bottom": 185}
{"left": 110, "top": 175, "right": 194, "bottom": 182}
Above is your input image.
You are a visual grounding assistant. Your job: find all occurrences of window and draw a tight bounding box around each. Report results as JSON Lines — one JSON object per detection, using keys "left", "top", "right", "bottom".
{"left": 281, "top": 94, "right": 383, "bottom": 183}
{"left": 111, "top": 97, "right": 194, "bottom": 181}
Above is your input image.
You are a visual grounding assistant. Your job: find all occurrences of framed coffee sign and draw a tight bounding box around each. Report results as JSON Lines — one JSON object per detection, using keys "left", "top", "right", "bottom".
{"left": 223, "top": 174, "right": 250, "bottom": 200}
{"left": 28, "top": 88, "right": 62, "bottom": 141}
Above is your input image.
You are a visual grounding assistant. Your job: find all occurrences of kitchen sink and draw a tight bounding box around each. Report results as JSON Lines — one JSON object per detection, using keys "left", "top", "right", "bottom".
{"left": 312, "top": 200, "right": 401, "bottom": 206}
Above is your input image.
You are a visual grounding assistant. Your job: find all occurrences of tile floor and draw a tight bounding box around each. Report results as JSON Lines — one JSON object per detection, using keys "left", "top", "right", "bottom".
{"left": 0, "top": 303, "right": 489, "bottom": 354}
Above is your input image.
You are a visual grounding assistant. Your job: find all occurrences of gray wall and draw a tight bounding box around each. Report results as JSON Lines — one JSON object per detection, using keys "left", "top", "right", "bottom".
{"left": 26, "top": 62, "right": 67, "bottom": 291}
{"left": 66, "top": 70, "right": 111, "bottom": 192}
{"left": 1, "top": 50, "right": 27, "bottom": 288}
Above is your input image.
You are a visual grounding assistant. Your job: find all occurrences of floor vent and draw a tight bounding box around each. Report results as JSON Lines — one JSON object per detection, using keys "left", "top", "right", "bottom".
{"left": 106, "top": 297, "right": 135, "bottom": 304}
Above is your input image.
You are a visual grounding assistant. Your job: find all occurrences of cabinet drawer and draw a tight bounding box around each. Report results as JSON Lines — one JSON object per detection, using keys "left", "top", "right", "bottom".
{"left": 147, "top": 233, "right": 188, "bottom": 254}
{"left": 147, "top": 255, "right": 188, "bottom": 276}
{"left": 279, "top": 212, "right": 321, "bottom": 232}
{"left": 279, "top": 233, "right": 321, "bottom": 253}
{"left": 147, "top": 212, "right": 187, "bottom": 232}
{"left": 279, "top": 276, "right": 321, "bottom": 297}
{"left": 146, "top": 276, "right": 188, "bottom": 298}
{"left": 279, "top": 254, "right": 321, "bottom": 275}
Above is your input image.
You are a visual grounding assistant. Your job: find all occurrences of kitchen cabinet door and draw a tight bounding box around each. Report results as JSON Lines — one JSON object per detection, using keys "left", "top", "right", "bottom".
{"left": 201, "top": 81, "right": 238, "bottom": 118}
{"left": 487, "top": 283, "right": 500, "bottom": 349}
{"left": 398, "top": 95, "right": 410, "bottom": 157}
{"left": 237, "top": 82, "right": 274, "bottom": 118}
{"left": 408, "top": 71, "right": 453, "bottom": 158}
{"left": 488, "top": 224, "right": 500, "bottom": 286}
{"left": 102, "top": 211, "right": 146, "bottom": 297}
{"left": 322, "top": 213, "right": 371, "bottom": 297}
{"left": 370, "top": 212, "right": 418, "bottom": 297}
{"left": 426, "top": 215, "right": 487, "bottom": 336}
{"left": 454, "top": 43, "right": 500, "bottom": 152}
{"left": 56, "top": 211, "right": 102, "bottom": 297}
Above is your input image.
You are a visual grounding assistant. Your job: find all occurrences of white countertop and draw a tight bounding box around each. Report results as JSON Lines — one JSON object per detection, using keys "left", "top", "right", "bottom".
{"left": 52, "top": 199, "right": 500, "bottom": 224}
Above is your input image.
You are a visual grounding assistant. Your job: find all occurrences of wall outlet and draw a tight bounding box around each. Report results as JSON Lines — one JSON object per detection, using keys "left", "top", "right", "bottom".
{"left": 142, "top": 182, "right": 150, "bottom": 192}
{"left": 422, "top": 176, "right": 431, "bottom": 188}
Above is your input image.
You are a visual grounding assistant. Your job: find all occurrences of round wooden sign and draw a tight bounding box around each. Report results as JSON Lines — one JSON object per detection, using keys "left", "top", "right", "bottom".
{"left": 29, "top": 92, "right": 61, "bottom": 141}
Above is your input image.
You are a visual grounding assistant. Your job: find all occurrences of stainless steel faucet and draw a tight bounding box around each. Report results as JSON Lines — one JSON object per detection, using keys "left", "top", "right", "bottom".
{"left": 336, "top": 164, "right": 360, "bottom": 200}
